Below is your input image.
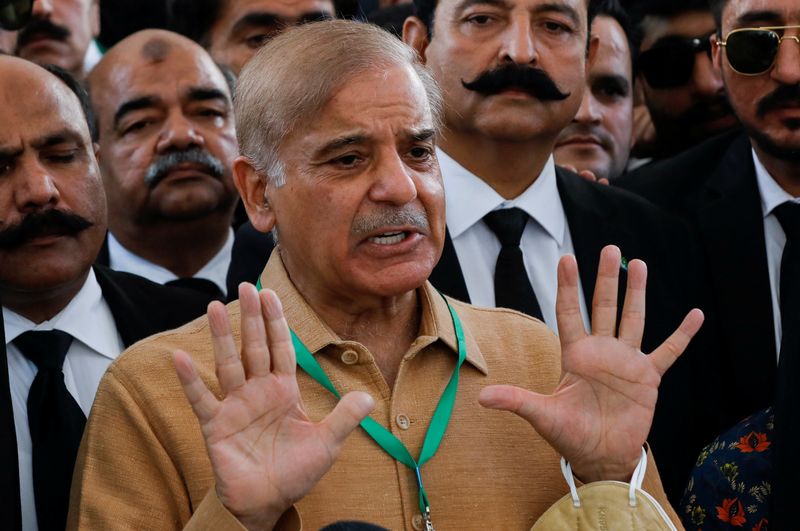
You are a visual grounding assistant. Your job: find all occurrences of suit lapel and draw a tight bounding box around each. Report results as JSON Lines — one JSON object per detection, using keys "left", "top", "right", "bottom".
{"left": 429, "top": 228, "right": 471, "bottom": 303}
{"left": 93, "top": 266, "right": 155, "bottom": 348}
{"left": 0, "top": 311, "right": 22, "bottom": 531}
{"left": 556, "top": 169, "right": 629, "bottom": 318}
{"left": 693, "top": 136, "right": 776, "bottom": 414}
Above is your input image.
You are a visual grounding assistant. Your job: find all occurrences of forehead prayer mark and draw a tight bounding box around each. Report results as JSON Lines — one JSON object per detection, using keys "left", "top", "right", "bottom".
{"left": 141, "top": 38, "right": 172, "bottom": 62}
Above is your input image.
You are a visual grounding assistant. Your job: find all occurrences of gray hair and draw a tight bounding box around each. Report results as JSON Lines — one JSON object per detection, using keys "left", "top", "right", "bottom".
{"left": 234, "top": 19, "right": 443, "bottom": 187}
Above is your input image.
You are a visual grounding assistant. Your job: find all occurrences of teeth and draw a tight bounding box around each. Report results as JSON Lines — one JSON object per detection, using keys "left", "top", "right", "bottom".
{"left": 369, "top": 232, "right": 406, "bottom": 245}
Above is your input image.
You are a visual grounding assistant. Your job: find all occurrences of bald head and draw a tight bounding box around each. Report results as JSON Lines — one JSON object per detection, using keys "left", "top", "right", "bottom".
{"left": 87, "top": 29, "right": 239, "bottom": 249}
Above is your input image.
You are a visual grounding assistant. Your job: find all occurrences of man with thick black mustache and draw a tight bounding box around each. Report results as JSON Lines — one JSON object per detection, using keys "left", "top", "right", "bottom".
{"left": 619, "top": 2, "right": 800, "bottom": 515}
{"left": 6, "top": 0, "right": 101, "bottom": 79}
{"left": 402, "top": 0, "right": 711, "bottom": 505}
{"left": 0, "top": 57, "right": 213, "bottom": 531}
{"left": 88, "top": 30, "right": 240, "bottom": 300}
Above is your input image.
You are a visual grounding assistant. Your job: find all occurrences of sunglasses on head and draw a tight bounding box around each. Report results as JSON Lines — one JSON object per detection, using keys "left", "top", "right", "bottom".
{"left": 718, "top": 25, "right": 800, "bottom": 76}
{"left": 0, "top": 0, "right": 33, "bottom": 30}
{"left": 637, "top": 34, "right": 714, "bottom": 89}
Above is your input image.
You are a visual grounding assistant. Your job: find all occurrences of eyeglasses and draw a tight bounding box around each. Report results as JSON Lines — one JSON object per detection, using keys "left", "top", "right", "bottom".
{"left": 718, "top": 25, "right": 800, "bottom": 76}
{"left": 637, "top": 34, "right": 713, "bottom": 89}
{"left": 0, "top": 0, "right": 33, "bottom": 31}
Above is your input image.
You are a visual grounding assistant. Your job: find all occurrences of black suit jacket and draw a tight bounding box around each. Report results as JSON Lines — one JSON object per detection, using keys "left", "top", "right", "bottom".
{"left": 431, "top": 168, "right": 709, "bottom": 505}
{"left": 0, "top": 265, "right": 214, "bottom": 531}
{"left": 619, "top": 132, "right": 775, "bottom": 437}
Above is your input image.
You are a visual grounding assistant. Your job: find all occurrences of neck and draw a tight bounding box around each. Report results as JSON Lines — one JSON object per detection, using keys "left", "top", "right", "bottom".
{"left": 2, "top": 270, "right": 90, "bottom": 324}
{"left": 110, "top": 217, "right": 230, "bottom": 278}
{"left": 439, "top": 128, "right": 555, "bottom": 199}
{"left": 282, "top": 254, "right": 420, "bottom": 389}
{"left": 754, "top": 145, "right": 800, "bottom": 198}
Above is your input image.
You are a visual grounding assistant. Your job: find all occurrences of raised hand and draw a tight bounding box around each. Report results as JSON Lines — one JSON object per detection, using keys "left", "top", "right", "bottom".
{"left": 173, "top": 284, "right": 374, "bottom": 530}
{"left": 479, "top": 245, "right": 703, "bottom": 483}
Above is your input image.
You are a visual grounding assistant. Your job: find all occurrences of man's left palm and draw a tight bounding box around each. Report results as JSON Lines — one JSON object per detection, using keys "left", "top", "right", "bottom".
{"left": 480, "top": 245, "right": 704, "bottom": 482}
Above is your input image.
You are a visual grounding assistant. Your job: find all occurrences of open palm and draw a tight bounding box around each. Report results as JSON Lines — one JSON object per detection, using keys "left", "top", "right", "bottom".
{"left": 173, "top": 285, "right": 374, "bottom": 530}
{"left": 480, "top": 245, "right": 704, "bottom": 482}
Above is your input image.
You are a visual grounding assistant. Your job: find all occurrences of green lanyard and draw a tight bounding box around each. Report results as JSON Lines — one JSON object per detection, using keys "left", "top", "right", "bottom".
{"left": 256, "top": 280, "right": 466, "bottom": 526}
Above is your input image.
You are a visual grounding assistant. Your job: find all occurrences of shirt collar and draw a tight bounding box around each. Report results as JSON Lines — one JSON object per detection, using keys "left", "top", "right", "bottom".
{"left": 259, "top": 249, "right": 487, "bottom": 375}
{"left": 3, "top": 269, "right": 120, "bottom": 361}
{"left": 107, "top": 229, "right": 234, "bottom": 296}
{"left": 753, "top": 148, "right": 800, "bottom": 216}
{"left": 438, "top": 148, "right": 565, "bottom": 244}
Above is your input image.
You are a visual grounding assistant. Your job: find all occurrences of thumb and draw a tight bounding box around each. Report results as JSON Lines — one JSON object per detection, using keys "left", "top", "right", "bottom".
{"left": 479, "top": 385, "right": 556, "bottom": 435}
{"left": 319, "top": 391, "right": 375, "bottom": 447}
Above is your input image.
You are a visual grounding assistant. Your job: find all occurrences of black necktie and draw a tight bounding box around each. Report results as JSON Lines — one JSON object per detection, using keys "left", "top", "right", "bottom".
{"left": 13, "top": 330, "right": 84, "bottom": 531}
{"left": 483, "top": 208, "right": 544, "bottom": 320}
{"left": 770, "top": 201, "right": 800, "bottom": 528}
{"left": 165, "top": 277, "right": 225, "bottom": 301}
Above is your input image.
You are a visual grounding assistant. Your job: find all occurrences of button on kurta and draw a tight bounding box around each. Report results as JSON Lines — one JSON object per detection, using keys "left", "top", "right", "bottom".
{"left": 396, "top": 414, "right": 411, "bottom": 430}
{"left": 341, "top": 350, "right": 359, "bottom": 365}
{"left": 412, "top": 514, "right": 425, "bottom": 530}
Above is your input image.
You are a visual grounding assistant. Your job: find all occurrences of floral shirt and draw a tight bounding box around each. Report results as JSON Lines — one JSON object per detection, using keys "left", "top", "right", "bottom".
{"left": 681, "top": 408, "right": 773, "bottom": 530}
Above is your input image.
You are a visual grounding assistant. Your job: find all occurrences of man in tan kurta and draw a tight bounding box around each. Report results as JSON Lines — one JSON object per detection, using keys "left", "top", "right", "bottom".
{"left": 69, "top": 20, "right": 699, "bottom": 530}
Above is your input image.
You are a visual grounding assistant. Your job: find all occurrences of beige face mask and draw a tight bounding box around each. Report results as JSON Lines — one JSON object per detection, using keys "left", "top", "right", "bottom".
{"left": 531, "top": 448, "right": 677, "bottom": 531}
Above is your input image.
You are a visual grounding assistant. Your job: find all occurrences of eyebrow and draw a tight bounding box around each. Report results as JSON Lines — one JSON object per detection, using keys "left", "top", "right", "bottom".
{"left": 531, "top": 3, "right": 580, "bottom": 27}
{"left": 113, "top": 95, "right": 160, "bottom": 129}
{"left": 187, "top": 87, "right": 231, "bottom": 105}
{"left": 593, "top": 74, "right": 630, "bottom": 94}
{"left": 454, "top": 0, "right": 511, "bottom": 17}
{"left": 315, "top": 135, "right": 367, "bottom": 159}
{"left": 410, "top": 129, "right": 437, "bottom": 142}
{"left": 31, "top": 129, "right": 86, "bottom": 149}
{"left": 733, "top": 10, "right": 783, "bottom": 27}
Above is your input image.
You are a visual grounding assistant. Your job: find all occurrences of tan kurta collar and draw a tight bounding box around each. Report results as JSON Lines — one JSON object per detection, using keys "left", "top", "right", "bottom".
{"left": 258, "top": 249, "right": 488, "bottom": 375}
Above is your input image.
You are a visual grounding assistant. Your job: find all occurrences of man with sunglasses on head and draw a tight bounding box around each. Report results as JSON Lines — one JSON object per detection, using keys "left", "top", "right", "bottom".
{"left": 630, "top": 0, "right": 740, "bottom": 160}
{"left": 620, "top": 4, "right": 800, "bottom": 521}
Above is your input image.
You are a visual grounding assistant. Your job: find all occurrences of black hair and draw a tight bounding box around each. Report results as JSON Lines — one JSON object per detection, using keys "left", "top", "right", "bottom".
{"left": 629, "top": 0, "right": 714, "bottom": 50}
{"left": 709, "top": 0, "right": 727, "bottom": 32}
{"left": 168, "top": 0, "right": 226, "bottom": 46}
{"left": 43, "top": 64, "right": 99, "bottom": 142}
{"left": 592, "top": 0, "right": 639, "bottom": 68}
{"left": 413, "top": 0, "right": 599, "bottom": 39}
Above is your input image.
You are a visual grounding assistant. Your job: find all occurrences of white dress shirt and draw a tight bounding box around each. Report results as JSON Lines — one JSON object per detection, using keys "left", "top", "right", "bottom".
{"left": 438, "top": 148, "right": 591, "bottom": 333}
{"left": 753, "top": 150, "right": 800, "bottom": 360}
{"left": 4, "top": 269, "right": 124, "bottom": 531}
{"left": 107, "top": 228, "right": 234, "bottom": 297}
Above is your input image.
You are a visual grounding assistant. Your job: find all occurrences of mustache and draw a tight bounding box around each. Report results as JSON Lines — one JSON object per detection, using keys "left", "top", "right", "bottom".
{"left": 0, "top": 209, "right": 93, "bottom": 249}
{"left": 144, "top": 148, "right": 225, "bottom": 189}
{"left": 351, "top": 207, "right": 430, "bottom": 236}
{"left": 757, "top": 84, "right": 800, "bottom": 118}
{"left": 557, "top": 124, "right": 614, "bottom": 150}
{"left": 461, "top": 64, "right": 571, "bottom": 101}
{"left": 16, "top": 17, "right": 71, "bottom": 49}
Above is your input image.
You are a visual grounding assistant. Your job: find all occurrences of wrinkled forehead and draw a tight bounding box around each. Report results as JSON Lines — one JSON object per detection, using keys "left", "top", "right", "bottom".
{"left": 0, "top": 65, "right": 89, "bottom": 144}
{"left": 221, "top": 0, "right": 334, "bottom": 22}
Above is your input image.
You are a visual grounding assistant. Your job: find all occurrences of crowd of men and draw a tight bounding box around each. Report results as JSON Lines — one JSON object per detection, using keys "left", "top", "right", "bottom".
{"left": 0, "top": 0, "right": 797, "bottom": 529}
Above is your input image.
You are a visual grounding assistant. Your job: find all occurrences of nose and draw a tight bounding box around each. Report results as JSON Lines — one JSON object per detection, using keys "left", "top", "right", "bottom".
{"left": 691, "top": 52, "right": 725, "bottom": 97}
{"left": 31, "top": 0, "right": 54, "bottom": 18}
{"left": 15, "top": 159, "right": 60, "bottom": 212}
{"left": 500, "top": 16, "right": 537, "bottom": 65}
{"left": 771, "top": 32, "right": 800, "bottom": 85}
{"left": 155, "top": 111, "right": 205, "bottom": 153}
{"left": 573, "top": 90, "right": 601, "bottom": 124}
{"left": 369, "top": 151, "right": 418, "bottom": 206}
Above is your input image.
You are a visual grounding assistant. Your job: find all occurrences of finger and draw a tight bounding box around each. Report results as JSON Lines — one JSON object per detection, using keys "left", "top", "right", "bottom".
{"left": 591, "top": 245, "right": 621, "bottom": 337}
{"left": 618, "top": 259, "right": 647, "bottom": 350}
{"left": 239, "top": 283, "right": 272, "bottom": 378}
{"left": 556, "top": 254, "right": 587, "bottom": 345}
{"left": 478, "top": 385, "right": 556, "bottom": 438}
{"left": 260, "top": 289, "right": 296, "bottom": 375}
{"left": 318, "top": 391, "right": 375, "bottom": 448}
{"left": 598, "top": 178, "right": 610, "bottom": 186}
{"left": 649, "top": 309, "right": 704, "bottom": 376}
{"left": 578, "top": 170, "right": 598, "bottom": 183}
{"left": 208, "top": 301, "right": 246, "bottom": 394}
{"left": 560, "top": 164, "right": 578, "bottom": 174}
{"left": 173, "top": 350, "right": 221, "bottom": 424}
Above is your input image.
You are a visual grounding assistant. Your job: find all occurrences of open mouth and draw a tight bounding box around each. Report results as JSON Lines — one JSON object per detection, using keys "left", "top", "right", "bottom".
{"left": 367, "top": 231, "right": 408, "bottom": 245}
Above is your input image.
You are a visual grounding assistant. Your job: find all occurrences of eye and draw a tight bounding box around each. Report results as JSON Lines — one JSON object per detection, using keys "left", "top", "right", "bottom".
{"left": 542, "top": 21, "right": 570, "bottom": 34}
{"left": 47, "top": 151, "right": 79, "bottom": 163}
{"left": 0, "top": 161, "right": 12, "bottom": 176}
{"left": 409, "top": 146, "right": 433, "bottom": 160}
{"left": 197, "top": 108, "right": 226, "bottom": 119}
{"left": 331, "top": 154, "right": 362, "bottom": 168}
{"left": 466, "top": 14, "right": 493, "bottom": 26}
{"left": 245, "top": 33, "right": 273, "bottom": 49}
{"left": 122, "top": 120, "right": 152, "bottom": 135}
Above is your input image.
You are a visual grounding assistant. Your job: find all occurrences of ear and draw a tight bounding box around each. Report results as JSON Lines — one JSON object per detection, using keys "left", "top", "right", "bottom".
{"left": 90, "top": 0, "right": 100, "bottom": 38}
{"left": 710, "top": 34, "right": 723, "bottom": 70}
{"left": 586, "top": 34, "right": 600, "bottom": 71}
{"left": 233, "top": 156, "right": 276, "bottom": 234}
{"left": 403, "top": 16, "right": 430, "bottom": 63}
